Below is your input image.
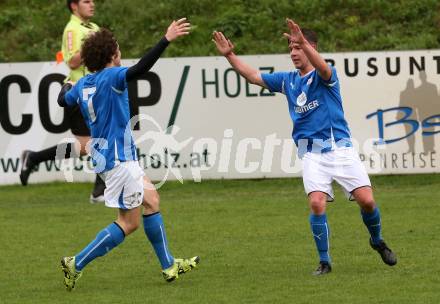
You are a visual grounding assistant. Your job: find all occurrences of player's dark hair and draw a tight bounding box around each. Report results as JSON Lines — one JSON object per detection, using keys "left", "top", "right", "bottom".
{"left": 287, "top": 28, "right": 318, "bottom": 47}
{"left": 66, "top": 0, "right": 80, "bottom": 13}
{"left": 81, "top": 28, "right": 118, "bottom": 72}
{"left": 301, "top": 28, "right": 318, "bottom": 45}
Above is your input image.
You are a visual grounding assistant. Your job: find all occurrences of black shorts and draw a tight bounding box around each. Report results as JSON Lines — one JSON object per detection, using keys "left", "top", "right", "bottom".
{"left": 66, "top": 105, "right": 90, "bottom": 136}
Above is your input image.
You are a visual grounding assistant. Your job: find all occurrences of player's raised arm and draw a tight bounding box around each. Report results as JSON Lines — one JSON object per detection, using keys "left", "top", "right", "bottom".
{"left": 284, "top": 19, "right": 331, "bottom": 81}
{"left": 212, "top": 31, "right": 267, "bottom": 88}
{"left": 126, "top": 18, "right": 191, "bottom": 81}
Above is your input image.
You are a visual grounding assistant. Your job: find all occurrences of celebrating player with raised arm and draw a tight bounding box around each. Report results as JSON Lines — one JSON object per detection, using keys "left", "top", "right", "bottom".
{"left": 58, "top": 18, "right": 198, "bottom": 291}
{"left": 213, "top": 19, "right": 397, "bottom": 275}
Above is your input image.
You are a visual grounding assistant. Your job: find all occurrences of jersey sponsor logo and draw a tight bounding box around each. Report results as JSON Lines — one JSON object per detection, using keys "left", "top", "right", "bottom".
{"left": 295, "top": 100, "right": 319, "bottom": 114}
{"left": 67, "top": 31, "right": 74, "bottom": 51}
{"left": 296, "top": 91, "right": 307, "bottom": 106}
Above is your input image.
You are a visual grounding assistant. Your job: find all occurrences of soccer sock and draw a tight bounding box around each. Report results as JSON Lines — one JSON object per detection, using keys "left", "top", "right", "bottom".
{"left": 94, "top": 174, "right": 105, "bottom": 188}
{"left": 92, "top": 174, "right": 106, "bottom": 196}
{"left": 143, "top": 212, "right": 174, "bottom": 270}
{"left": 31, "top": 143, "right": 76, "bottom": 164}
{"left": 74, "top": 222, "right": 125, "bottom": 271}
{"left": 310, "top": 213, "right": 331, "bottom": 264}
{"left": 56, "top": 142, "right": 77, "bottom": 159}
{"left": 361, "top": 207, "right": 382, "bottom": 245}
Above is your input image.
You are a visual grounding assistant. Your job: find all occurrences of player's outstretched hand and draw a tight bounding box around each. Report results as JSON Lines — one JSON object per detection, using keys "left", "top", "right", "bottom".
{"left": 283, "top": 18, "right": 305, "bottom": 46}
{"left": 165, "top": 18, "right": 191, "bottom": 42}
{"left": 212, "top": 31, "right": 234, "bottom": 56}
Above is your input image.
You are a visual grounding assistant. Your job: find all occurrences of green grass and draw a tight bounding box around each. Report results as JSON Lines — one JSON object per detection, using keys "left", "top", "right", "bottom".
{"left": 0, "top": 174, "right": 439, "bottom": 303}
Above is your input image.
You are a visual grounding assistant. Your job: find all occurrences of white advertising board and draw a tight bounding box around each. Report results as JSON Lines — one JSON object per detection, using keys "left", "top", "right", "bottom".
{"left": 1, "top": 50, "right": 439, "bottom": 185}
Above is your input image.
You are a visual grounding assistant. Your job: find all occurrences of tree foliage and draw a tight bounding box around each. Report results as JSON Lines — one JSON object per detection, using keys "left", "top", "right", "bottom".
{"left": 1, "top": 0, "right": 439, "bottom": 62}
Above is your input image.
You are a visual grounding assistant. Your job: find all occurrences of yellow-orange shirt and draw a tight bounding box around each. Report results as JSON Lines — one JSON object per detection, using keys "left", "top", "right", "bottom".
{"left": 61, "top": 14, "right": 99, "bottom": 82}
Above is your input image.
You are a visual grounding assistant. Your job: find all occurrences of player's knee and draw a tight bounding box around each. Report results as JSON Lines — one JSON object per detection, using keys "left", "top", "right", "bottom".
{"left": 79, "top": 146, "right": 88, "bottom": 156}
{"left": 310, "top": 203, "right": 326, "bottom": 214}
{"left": 143, "top": 192, "right": 160, "bottom": 211}
{"left": 124, "top": 219, "right": 140, "bottom": 235}
{"left": 309, "top": 197, "right": 326, "bottom": 214}
{"left": 354, "top": 190, "right": 376, "bottom": 212}
{"left": 359, "top": 198, "right": 376, "bottom": 212}
{"left": 150, "top": 193, "right": 160, "bottom": 209}
{"left": 74, "top": 136, "right": 90, "bottom": 156}
{"left": 117, "top": 217, "right": 140, "bottom": 235}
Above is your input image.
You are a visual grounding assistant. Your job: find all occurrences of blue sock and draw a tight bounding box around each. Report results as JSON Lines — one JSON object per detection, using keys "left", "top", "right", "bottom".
{"left": 143, "top": 212, "right": 174, "bottom": 269}
{"left": 361, "top": 207, "right": 382, "bottom": 245}
{"left": 75, "top": 222, "right": 125, "bottom": 271}
{"left": 310, "top": 213, "right": 331, "bottom": 264}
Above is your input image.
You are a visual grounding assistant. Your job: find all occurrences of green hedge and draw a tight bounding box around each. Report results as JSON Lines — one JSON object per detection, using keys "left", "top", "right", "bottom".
{"left": 1, "top": 0, "right": 439, "bottom": 62}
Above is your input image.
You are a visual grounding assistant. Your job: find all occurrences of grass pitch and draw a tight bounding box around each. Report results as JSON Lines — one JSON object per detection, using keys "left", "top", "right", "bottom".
{"left": 0, "top": 174, "right": 439, "bottom": 304}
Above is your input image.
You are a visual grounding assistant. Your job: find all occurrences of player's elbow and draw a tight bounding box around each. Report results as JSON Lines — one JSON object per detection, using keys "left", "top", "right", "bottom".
{"left": 57, "top": 83, "right": 73, "bottom": 107}
{"left": 67, "top": 54, "right": 82, "bottom": 69}
{"left": 68, "top": 61, "right": 81, "bottom": 69}
{"left": 247, "top": 77, "right": 259, "bottom": 85}
{"left": 57, "top": 94, "right": 68, "bottom": 107}
{"left": 247, "top": 72, "right": 263, "bottom": 86}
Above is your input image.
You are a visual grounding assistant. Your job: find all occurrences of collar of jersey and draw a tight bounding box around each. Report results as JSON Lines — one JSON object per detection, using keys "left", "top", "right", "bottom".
{"left": 299, "top": 68, "right": 315, "bottom": 79}
{"left": 70, "top": 14, "right": 92, "bottom": 27}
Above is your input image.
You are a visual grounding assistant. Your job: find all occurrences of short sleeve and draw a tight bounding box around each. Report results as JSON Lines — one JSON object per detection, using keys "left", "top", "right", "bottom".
{"left": 65, "top": 84, "right": 80, "bottom": 106}
{"left": 318, "top": 65, "right": 338, "bottom": 87}
{"left": 62, "top": 27, "right": 82, "bottom": 64}
{"left": 261, "top": 72, "right": 289, "bottom": 94}
{"left": 112, "top": 67, "right": 128, "bottom": 91}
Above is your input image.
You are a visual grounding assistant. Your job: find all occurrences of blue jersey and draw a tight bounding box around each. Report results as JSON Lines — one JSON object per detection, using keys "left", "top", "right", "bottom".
{"left": 262, "top": 66, "right": 352, "bottom": 155}
{"left": 65, "top": 67, "right": 137, "bottom": 173}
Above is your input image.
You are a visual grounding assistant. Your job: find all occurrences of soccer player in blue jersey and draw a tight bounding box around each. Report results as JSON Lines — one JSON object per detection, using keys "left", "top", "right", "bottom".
{"left": 213, "top": 19, "right": 397, "bottom": 275}
{"left": 57, "top": 19, "right": 198, "bottom": 290}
